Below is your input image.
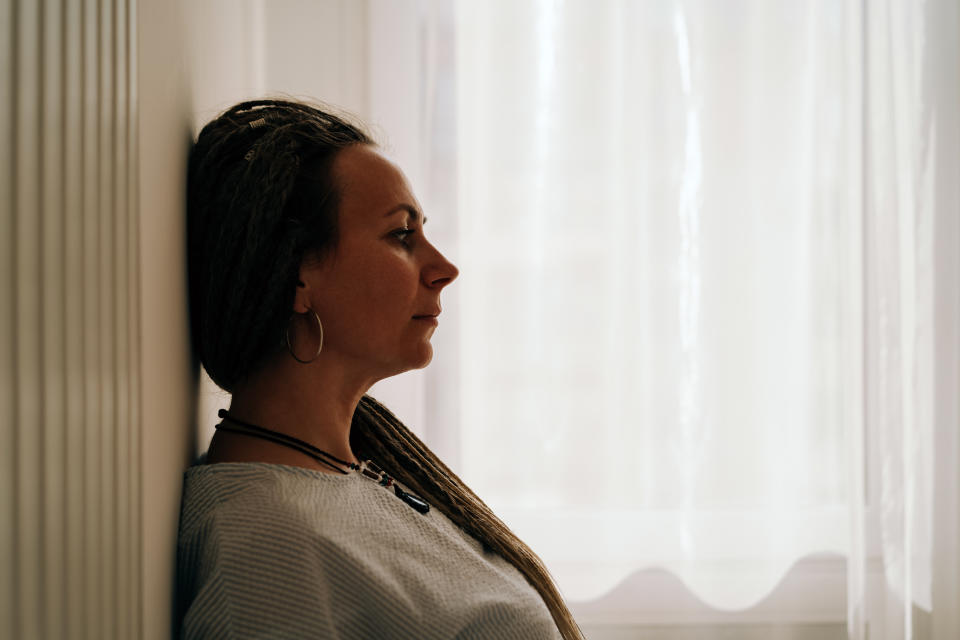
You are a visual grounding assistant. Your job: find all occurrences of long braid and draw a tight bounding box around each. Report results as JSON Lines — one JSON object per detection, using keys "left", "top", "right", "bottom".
{"left": 351, "top": 396, "right": 585, "bottom": 640}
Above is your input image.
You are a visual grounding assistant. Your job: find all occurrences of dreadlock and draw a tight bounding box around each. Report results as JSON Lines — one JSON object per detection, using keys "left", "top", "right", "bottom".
{"left": 188, "top": 98, "right": 583, "bottom": 640}
{"left": 187, "top": 99, "right": 371, "bottom": 390}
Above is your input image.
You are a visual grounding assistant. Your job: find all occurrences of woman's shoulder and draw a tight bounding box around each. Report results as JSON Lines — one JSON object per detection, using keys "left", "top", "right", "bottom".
{"left": 177, "top": 463, "right": 389, "bottom": 638}
{"left": 178, "top": 461, "right": 359, "bottom": 540}
{"left": 183, "top": 459, "right": 356, "bottom": 494}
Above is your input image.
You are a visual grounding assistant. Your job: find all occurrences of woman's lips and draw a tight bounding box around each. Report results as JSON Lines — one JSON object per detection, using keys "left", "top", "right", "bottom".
{"left": 413, "top": 316, "right": 439, "bottom": 326}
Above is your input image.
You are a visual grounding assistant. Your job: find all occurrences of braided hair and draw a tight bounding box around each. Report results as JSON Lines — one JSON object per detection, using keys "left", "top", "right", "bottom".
{"left": 188, "top": 99, "right": 371, "bottom": 390}
{"left": 187, "top": 99, "right": 583, "bottom": 640}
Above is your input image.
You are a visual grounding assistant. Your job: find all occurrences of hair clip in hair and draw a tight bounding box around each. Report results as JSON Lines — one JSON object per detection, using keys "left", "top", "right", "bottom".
{"left": 244, "top": 148, "right": 256, "bottom": 162}
{"left": 249, "top": 117, "right": 267, "bottom": 129}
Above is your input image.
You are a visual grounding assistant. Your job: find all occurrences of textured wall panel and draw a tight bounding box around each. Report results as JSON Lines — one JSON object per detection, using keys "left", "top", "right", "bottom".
{"left": 0, "top": 1, "right": 15, "bottom": 639}
{"left": 2, "top": 0, "right": 140, "bottom": 637}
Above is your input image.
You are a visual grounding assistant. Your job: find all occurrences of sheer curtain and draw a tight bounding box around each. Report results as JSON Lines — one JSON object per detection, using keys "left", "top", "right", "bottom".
{"left": 851, "top": 0, "right": 945, "bottom": 636}
{"left": 454, "top": 0, "right": 858, "bottom": 610}
{"left": 361, "top": 0, "right": 957, "bottom": 635}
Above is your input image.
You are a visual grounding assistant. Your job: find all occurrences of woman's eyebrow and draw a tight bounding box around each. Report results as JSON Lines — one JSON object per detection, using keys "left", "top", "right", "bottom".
{"left": 383, "top": 205, "right": 428, "bottom": 225}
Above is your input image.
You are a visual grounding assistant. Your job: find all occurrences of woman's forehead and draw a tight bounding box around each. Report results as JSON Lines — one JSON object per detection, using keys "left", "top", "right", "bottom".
{"left": 333, "top": 145, "right": 420, "bottom": 222}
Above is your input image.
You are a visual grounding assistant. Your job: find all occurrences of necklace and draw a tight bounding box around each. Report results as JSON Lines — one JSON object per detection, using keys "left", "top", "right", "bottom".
{"left": 215, "top": 409, "right": 430, "bottom": 514}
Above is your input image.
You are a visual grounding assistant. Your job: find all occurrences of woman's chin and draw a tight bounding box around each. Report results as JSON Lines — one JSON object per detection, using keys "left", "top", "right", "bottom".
{"left": 411, "top": 343, "right": 434, "bottom": 370}
{"left": 377, "top": 344, "right": 434, "bottom": 379}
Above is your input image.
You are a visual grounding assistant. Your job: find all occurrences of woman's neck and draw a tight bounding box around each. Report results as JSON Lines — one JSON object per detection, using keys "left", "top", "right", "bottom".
{"left": 208, "top": 353, "right": 375, "bottom": 468}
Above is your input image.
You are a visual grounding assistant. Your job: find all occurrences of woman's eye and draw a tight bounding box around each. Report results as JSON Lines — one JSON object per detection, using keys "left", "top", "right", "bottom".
{"left": 392, "top": 228, "right": 415, "bottom": 246}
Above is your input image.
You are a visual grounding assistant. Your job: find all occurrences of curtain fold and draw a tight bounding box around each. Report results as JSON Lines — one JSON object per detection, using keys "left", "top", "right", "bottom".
{"left": 849, "top": 0, "right": 943, "bottom": 637}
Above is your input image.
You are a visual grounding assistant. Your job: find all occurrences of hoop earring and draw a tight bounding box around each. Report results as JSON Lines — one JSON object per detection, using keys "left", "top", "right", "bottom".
{"left": 285, "top": 309, "right": 324, "bottom": 364}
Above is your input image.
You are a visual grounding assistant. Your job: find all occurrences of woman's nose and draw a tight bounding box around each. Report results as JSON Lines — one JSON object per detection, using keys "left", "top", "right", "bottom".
{"left": 423, "top": 247, "right": 459, "bottom": 289}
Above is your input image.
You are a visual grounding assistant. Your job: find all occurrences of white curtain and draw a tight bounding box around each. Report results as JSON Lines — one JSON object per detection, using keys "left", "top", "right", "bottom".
{"left": 849, "top": 0, "right": 942, "bottom": 636}
{"left": 455, "top": 0, "right": 859, "bottom": 610}
{"left": 361, "top": 0, "right": 957, "bottom": 636}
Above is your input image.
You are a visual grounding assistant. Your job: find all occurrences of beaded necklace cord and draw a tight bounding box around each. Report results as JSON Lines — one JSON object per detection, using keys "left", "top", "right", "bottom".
{"left": 215, "top": 409, "right": 430, "bottom": 514}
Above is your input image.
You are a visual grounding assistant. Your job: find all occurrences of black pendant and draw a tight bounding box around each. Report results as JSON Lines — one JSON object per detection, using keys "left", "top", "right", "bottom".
{"left": 395, "top": 485, "right": 430, "bottom": 514}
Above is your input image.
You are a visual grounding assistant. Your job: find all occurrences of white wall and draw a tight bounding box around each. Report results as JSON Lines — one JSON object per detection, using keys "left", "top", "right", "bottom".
{"left": 138, "top": 1, "right": 200, "bottom": 636}
{"left": 137, "top": 1, "right": 371, "bottom": 635}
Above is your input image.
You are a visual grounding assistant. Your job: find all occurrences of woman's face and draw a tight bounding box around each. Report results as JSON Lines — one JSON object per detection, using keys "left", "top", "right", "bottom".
{"left": 296, "top": 144, "right": 458, "bottom": 380}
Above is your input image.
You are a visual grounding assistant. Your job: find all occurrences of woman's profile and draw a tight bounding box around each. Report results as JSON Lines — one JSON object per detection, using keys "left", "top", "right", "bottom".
{"left": 177, "top": 99, "right": 582, "bottom": 639}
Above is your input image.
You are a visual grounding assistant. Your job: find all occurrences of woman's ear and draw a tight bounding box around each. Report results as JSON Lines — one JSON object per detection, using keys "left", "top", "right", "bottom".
{"left": 294, "top": 250, "right": 334, "bottom": 313}
{"left": 292, "top": 263, "right": 314, "bottom": 314}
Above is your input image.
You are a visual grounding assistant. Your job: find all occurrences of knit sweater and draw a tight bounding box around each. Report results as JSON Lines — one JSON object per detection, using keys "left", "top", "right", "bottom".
{"left": 177, "top": 462, "right": 563, "bottom": 639}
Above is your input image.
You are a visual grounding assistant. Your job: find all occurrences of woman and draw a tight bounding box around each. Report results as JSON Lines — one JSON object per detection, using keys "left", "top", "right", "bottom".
{"left": 178, "top": 99, "right": 582, "bottom": 639}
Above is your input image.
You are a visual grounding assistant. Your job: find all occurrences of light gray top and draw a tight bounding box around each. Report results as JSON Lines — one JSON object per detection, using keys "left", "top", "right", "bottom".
{"left": 177, "top": 462, "right": 562, "bottom": 639}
